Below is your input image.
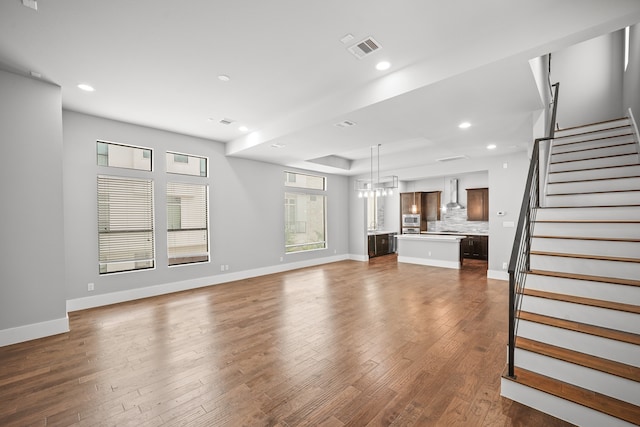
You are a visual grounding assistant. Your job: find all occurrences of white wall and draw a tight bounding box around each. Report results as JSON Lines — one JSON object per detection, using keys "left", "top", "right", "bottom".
{"left": 551, "top": 30, "right": 625, "bottom": 128}
{"left": 62, "top": 111, "right": 350, "bottom": 307}
{"left": 0, "top": 70, "right": 68, "bottom": 345}
{"left": 624, "top": 23, "right": 640, "bottom": 117}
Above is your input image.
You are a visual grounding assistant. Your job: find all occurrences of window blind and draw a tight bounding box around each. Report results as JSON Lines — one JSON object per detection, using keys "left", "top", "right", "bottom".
{"left": 167, "top": 182, "right": 209, "bottom": 265}
{"left": 98, "top": 176, "right": 154, "bottom": 274}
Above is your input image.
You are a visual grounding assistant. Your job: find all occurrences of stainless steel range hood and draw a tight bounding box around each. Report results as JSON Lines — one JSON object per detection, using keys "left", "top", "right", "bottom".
{"left": 446, "top": 178, "right": 464, "bottom": 209}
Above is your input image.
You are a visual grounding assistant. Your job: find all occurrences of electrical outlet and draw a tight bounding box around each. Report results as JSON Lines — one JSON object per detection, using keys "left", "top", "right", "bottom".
{"left": 428, "top": 251, "right": 432, "bottom": 256}
{"left": 502, "top": 262, "right": 508, "bottom": 270}
{"left": 220, "top": 264, "right": 225, "bottom": 272}
{"left": 279, "top": 257, "right": 283, "bottom": 262}
{"left": 88, "top": 282, "right": 94, "bottom": 291}
{"left": 225, "top": 265, "right": 229, "bottom": 271}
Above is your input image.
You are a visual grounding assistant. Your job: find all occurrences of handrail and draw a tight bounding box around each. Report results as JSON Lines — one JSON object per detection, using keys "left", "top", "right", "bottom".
{"left": 506, "top": 82, "right": 559, "bottom": 378}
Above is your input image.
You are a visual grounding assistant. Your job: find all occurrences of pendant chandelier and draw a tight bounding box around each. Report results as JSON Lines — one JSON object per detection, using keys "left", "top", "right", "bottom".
{"left": 355, "top": 144, "right": 398, "bottom": 198}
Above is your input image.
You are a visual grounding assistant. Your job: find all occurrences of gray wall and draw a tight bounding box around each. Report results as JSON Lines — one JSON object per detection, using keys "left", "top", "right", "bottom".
{"left": 551, "top": 31, "right": 625, "bottom": 128}
{"left": 0, "top": 70, "right": 67, "bottom": 335}
{"left": 62, "top": 111, "right": 350, "bottom": 302}
{"left": 624, "top": 23, "right": 640, "bottom": 118}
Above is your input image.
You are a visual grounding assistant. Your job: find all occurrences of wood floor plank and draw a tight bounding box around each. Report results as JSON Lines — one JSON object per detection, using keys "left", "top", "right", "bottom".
{"left": 0, "top": 257, "right": 574, "bottom": 426}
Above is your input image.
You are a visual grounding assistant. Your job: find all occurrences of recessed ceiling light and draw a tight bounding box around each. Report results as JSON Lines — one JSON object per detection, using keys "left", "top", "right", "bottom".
{"left": 271, "top": 143, "right": 285, "bottom": 149}
{"left": 238, "top": 126, "right": 249, "bottom": 132}
{"left": 77, "top": 83, "right": 95, "bottom": 92}
{"left": 376, "top": 61, "right": 391, "bottom": 71}
{"left": 487, "top": 144, "right": 497, "bottom": 150}
{"left": 218, "top": 75, "right": 230, "bottom": 82}
{"left": 458, "top": 122, "right": 471, "bottom": 129}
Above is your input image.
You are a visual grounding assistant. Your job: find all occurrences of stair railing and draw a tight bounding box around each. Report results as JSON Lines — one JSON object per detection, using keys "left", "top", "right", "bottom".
{"left": 507, "top": 82, "right": 559, "bottom": 378}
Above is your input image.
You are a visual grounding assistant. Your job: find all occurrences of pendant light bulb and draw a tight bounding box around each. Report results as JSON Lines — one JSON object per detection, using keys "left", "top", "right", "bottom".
{"left": 388, "top": 189, "right": 393, "bottom": 196}
{"left": 358, "top": 191, "right": 363, "bottom": 198}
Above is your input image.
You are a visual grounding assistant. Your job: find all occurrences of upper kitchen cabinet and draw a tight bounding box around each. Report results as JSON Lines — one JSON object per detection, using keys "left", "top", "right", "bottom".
{"left": 422, "top": 191, "right": 441, "bottom": 221}
{"left": 400, "top": 192, "right": 421, "bottom": 215}
{"left": 466, "top": 188, "right": 489, "bottom": 221}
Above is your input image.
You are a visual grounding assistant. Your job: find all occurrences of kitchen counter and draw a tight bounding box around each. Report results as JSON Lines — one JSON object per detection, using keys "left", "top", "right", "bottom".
{"left": 396, "top": 234, "right": 465, "bottom": 269}
{"left": 422, "top": 231, "right": 488, "bottom": 236}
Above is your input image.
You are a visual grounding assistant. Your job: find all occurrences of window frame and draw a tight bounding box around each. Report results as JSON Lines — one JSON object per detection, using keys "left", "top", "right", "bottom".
{"left": 166, "top": 181, "right": 210, "bottom": 267}
{"left": 97, "top": 175, "right": 155, "bottom": 275}
{"left": 283, "top": 171, "right": 328, "bottom": 254}
{"left": 96, "top": 140, "right": 153, "bottom": 171}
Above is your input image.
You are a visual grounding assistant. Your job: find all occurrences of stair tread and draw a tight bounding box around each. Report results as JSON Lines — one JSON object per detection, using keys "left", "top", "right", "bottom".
{"left": 552, "top": 141, "right": 636, "bottom": 155}
{"left": 529, "top": 269, "right": 640, "bottom": 288}
{"left": 555, "top": 117, "right": 629, "bottom": 134}
{"left": 533, "top": 235, "right": 640, "bottom": 243}
{"left": 522, "top": 288, "right": 640, "bottom": 315}
{"left": 547, "top": 175, "right": 640, "bottom": 185}
{"left": 553, "top": 133, "right": 635, "bottom": 149}
{"left": 503, "top": 367, "right": 640, "bottom": 425}
{"left": 516, "top": 337, "right": 640, "bottom": 382}
{"left": 546, "top": 188, "right": 640, "bottom": 196}
{"left": 550, "top": 152, "right": 636, "bottom": 165}
{"left": 518, "top": 311, "right": 640, "bottom": 345}
{"left": 549, "top": 163, "right": 640, "bottom": 174}
{"left": 530, "top": 250, "right": 640, "bottom": 263}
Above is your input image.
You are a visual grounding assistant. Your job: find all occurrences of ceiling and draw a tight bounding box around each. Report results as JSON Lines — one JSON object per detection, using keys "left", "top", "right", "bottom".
{"left": 1, "top": 0, "right": 639, "bottom": 177}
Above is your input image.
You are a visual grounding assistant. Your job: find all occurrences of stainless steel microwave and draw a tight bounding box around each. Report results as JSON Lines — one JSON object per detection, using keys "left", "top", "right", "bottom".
{"left": 402, "top": 214, "right": 420, "bottom": 227}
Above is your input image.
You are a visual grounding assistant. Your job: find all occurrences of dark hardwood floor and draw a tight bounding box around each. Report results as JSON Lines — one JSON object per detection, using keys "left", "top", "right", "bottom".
{"left": 0, "top": 256, "right": 573, "bottom": 426}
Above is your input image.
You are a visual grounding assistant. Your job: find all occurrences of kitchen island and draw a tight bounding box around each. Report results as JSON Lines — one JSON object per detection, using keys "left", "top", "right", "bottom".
{"left": 396, "top": 233, "right": 466, "bottom": 269}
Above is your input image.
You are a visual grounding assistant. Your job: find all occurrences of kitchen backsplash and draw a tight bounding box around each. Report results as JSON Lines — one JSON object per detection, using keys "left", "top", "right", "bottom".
{"left": 427, "top": 208, "right": 489, "bottom": 234}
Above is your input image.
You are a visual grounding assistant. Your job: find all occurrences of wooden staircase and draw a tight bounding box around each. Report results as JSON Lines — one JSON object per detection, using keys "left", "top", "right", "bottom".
{"left": 501, "top": 117, "right": 640, "bottom": 426}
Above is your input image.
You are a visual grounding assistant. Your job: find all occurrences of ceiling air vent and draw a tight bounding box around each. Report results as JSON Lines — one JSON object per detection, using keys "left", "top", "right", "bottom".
{"left": 347, "top": 37, "right": 381, "bottom": 59}
{"left": 335, "top": 120, "right": 357, "bottom": 128}
{"left": 436, "top": 155, "right": 468, "bottom": 162}
{"left": 219, "top": 118, "right": 235, "bottom": 125}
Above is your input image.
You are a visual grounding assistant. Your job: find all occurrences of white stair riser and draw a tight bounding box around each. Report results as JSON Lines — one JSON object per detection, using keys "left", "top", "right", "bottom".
{"left": 520, "top": 294, "right": 640, "bottom": 334}
{"left": 526, "top": 274, "right": 640, "bottom": 305}
{"left": 535, "top": 206, "right": 640, "bottom": 221}
{"left": 534, "top": 222, "right": 640, "bottom": 239}
{"left": 530, "top": 255, "right": 640, "bottom": 281}
{"left": 548, "top": 154, "right": 637, "bottom": 172}
{"left": 517, "top": 319, "right": 640, "bottom": 366}
{"left": 551, "top": 144, "right": 637, "bottom": 163}
{"left": 554, "top": 126, "right": 632, "bottom": 144}
{"left": 554, "top": 121, "right": 630, "bottom": 138}
{"left": 548, "top": 165, "right": 640, "bottom": 183}
{"left": 545, "top": 191, "right": 640, "bottom": 207}
{"left": 530, "top": 237, "right": 640, "bottom": 259}
{"left": 514, "top": 348, "right": 640, "bottom": 405}
{"left": 552, "top": 134, "right": 636, "bottom": 154}
{"left": 547, "top": 176, "right": 640, "bottom": 194}
{"left": 500, "top": 378, "right": 637, "bottom": 427}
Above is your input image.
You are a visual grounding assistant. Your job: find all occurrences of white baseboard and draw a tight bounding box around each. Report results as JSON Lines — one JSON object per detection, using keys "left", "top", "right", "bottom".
{"left": 67, "top": 254, "right": 351, "bottom": 312}
{"left": 0, "top": 315, "right": 69, "bottom": 347}
{"left": 487, "top": 269, "right": 509, "bottom": 281}
{"left": 397, "top": 256, "right": 460, "bottom": 269}
{"left": 348, "top": 253, "right": 369, "bottom": 262}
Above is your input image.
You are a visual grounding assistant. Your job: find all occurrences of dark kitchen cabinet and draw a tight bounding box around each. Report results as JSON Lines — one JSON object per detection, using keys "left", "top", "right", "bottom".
{"left": 400, "top": 192, "right": 421, "bottom": 215}
{"left": 422, "top": 191, "right": 441, "bottom": 221}
{"left": 368, "top": 233, "right": 397, "bottom": 258}
{"left": 461, "top": 235, "right": 488, "bottom": 260}
{"left": 400, "top": 191, "right": 440, "bottom": 231}
{"left": 467, "top": 188, "right": 489, "bottom": 221}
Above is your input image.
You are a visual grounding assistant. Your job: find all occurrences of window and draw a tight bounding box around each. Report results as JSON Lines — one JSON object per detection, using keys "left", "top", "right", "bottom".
{"left": 166, "top": 152, "right": 207, "bottom": 177}
{"left": 97, "top": 141, "right": 152, "bottom": 171}
{"left": 284, "top": 171, "right": 326, "bottom": 190}
{"left": 98, "top": 176, "right": 154, "bottom": 274}
{"left": 167, "top": 182, "right": 209, "bottom": 265}
{"left": 284, "top": 171, "right": 326, "bottom": 253}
